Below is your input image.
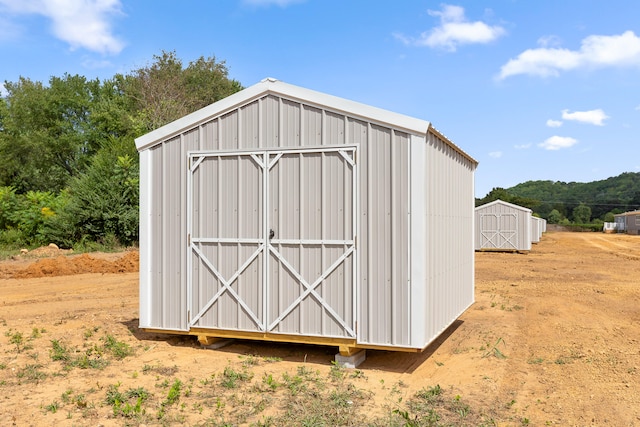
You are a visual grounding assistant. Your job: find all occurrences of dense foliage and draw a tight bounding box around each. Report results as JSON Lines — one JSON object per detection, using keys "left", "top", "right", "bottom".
{"left": 476, "top": 172, "right": 640, "bottom": 224}
{"left": 0, "top": 51, "right": 242, "bottom": 249}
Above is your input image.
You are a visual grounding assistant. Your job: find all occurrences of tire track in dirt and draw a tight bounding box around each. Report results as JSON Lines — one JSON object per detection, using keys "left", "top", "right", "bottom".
{"left": 580, "top": 234, "right": 640, "bottom": 260}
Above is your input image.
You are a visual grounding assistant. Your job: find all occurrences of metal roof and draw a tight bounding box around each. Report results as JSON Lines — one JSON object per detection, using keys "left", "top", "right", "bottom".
{"left": 134, "top": 77, "right": 477, "bottom": 165}
{"left": 475, "top": 199, "right": 533, "bottom": 213}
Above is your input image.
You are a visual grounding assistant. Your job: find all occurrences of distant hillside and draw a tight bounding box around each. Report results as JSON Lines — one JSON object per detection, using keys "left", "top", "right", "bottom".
{"left": 478, "top": 172, "right": 640, "bottom": 221}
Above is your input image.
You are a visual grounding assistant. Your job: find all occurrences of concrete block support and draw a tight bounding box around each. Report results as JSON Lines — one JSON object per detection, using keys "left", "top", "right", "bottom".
{"left": 334, "top": 349, "right": 366, "bottom": 368}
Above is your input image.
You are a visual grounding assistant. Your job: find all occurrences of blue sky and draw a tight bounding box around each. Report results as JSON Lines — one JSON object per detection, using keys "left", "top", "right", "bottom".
{"left": 1, "top": 0, "right": 639, "bottom": 197}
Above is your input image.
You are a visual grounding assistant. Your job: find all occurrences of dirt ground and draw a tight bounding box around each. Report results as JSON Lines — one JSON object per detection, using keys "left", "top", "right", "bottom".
{"left": 0, "top": 232, "right": 639, "bottom": 426}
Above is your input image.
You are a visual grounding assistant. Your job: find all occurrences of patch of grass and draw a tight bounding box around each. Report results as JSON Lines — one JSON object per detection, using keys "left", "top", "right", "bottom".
{"left": 44, "top": 401, "right": 60, "bottom": 414}
{"left": 16, "top": 363, "right": 47, "bottom": 383}
{"left": 105, "top": 383, "right": 151, "bottom": 419}
{"left": 50, "top": 339, "right": 71, "bottom": 362}
{"left": 329, "top": 360, "right": 346, "bottom": 381}
{"left": 142, "top": 363, "right": 179, "bottom": 376}
{"left": 5, "top": 330, "right": 28, "bottom": 352}
{"left": 164, "top": 379, "right": 182, "bottom": 405}
{"left": 101, "top": 334, "right": 134, "bottom": 359}
{"left": 220, "top": 366, "right": 253, "bottom": 389}
{"left": 240, "top": 354, "right": 260, "bottom": 367}
{"left": 262, "top": 373, "right": 279, "bottom": 391}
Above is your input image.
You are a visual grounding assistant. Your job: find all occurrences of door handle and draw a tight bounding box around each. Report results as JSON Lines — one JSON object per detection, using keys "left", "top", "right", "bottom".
{"left": 269, "top": 229, "right": 275, "bottom": 240}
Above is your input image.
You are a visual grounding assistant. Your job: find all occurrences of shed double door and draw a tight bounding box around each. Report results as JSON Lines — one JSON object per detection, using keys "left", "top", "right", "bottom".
{"left": 479, "top": 213, "right": 518, "bottom": 249}
{"left": 187, "top": 146, "right": 357, "bottom": 339}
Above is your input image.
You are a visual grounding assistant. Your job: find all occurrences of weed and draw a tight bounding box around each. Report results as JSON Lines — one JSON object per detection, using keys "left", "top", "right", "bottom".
{"left": 263, "top": 356, "right": 282, "bottom": 363}
{"left": 281, "top": 371, "right": 305, "bottom": 395}
{"left": 142, "top": 363, "right": 179, "bottom": 376}
{"left": 5, "top": 330, "right": 25, "bottom": 352}
{"left": 16, "top": 364, "right": 46, "bottom": 383}
{"left": 44, "top": 401, "right": 60, "bottom": 414}
{"left": 221, "top": 366, "right": 253, "bottom": 389}
{"left": 61, "top": 389, "right": 73, "bottom": 404}
{"left": 165, "top": 379, "right": 182, "bottom": 405}
{"left": 527, "top": 357, "right": 544, "bottom": 365}
{"left": 101, "top": 334, "right": 134, "bottom": 359}
{"left": 105, "top": 383, "right": 150, "bottom": 418}
{"left": 240, "top": 354, "right": 260, "bottom": 367}
{"left": 262, "top": 373, "right": 279, "bottom": 391}
{"left": 350, "top": 369, "right": 366, "bottom": 379}
{"left": 50, "top": 339, "right": 70, "bottom": 362}
{"left": 482, "top": 338, "right": 507, "bottom": 359}
{"left": 329, "top": 360, "right": 345, "bottom": 381}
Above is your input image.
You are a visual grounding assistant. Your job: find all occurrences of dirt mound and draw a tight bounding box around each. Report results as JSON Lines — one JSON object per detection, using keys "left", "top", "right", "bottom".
{"left": 12, "top": 251, "right": 139, "bottom": 278}
{"left": 21, "top": 243, "right": 74, "bottom": 258}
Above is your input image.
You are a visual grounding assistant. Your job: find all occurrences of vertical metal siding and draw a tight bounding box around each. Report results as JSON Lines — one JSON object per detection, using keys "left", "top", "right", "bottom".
{"left": 422, "top": 131, "right": 475, "bottom": 347}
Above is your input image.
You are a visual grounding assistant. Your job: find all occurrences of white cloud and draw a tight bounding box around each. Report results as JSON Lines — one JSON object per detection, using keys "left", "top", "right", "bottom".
{"left": 561, "top": 109, "right": 609, "bottom": 126}
{"left": 395, "top": 4, "right": 505, "bottom": 52}
{"left": 514, "top": 143, "right": 531, "bottom": 149}
{"left": 488, "top": 151, "right": 502, "bottom": 158}
{"left": 546, "top": 119, "right": 563, "bottom": 128}
{"left": 0, "top": 0, "right": 125, "bottom": 54}
{"left": 499, "top": 30, "right": 640, "bottom": 79}
{"left": 538, "top": 136, "right": 578, "bottom": 150}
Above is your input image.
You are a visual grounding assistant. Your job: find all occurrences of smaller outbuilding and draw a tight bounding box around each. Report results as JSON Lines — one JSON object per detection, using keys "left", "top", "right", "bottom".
{"left": 614, "top": 210, "right": 640, "bottom": 235}
{"left": 531, "top": 216, "right": 546, "bottom": 243}
{"left": 475, "top": 199, "right": 532, "bottom": 252}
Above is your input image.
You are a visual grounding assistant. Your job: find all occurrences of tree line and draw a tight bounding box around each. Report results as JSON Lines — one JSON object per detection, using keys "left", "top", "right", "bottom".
{"left": 0, "top": 51, "right": 242, "bottom": 249}
{"left": 476, "top": 172, "right": 640, "bottom": 226}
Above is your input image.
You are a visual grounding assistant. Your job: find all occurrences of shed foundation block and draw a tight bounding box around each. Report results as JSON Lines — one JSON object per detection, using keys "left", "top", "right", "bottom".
{"left": 335, "top": 349, "right": 366, "bottom": 368}
{"left": 198, "top": 336, "right": 234, "bottom": 350}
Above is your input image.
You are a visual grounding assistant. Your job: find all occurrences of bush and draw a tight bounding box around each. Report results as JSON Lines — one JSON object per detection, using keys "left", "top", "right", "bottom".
{"left": 43, "top": 138, "right": 139, "bottom": 247}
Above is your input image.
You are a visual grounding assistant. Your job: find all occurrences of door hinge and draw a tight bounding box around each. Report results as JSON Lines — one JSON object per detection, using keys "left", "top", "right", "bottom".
{"left": 188, "top": 233, "right": 191, "bottom": 246}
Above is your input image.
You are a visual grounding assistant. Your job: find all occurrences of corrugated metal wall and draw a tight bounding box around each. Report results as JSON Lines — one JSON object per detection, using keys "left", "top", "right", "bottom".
{"left": 474, "top": 201, "right": 532, "bottom": 251}
{"left": 421, "top": 131, "right": 476, "bottom": 346}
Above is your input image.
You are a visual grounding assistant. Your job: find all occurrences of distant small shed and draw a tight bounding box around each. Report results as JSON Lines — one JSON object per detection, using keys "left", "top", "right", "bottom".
{"left": 134, "top": 78, "right": 478, "bottom": 357}
{"left": 531, "top": 216, "right": 545, "bottom": 243}
{"left": 475, "top": 199, "right": 532, "bottom": 252}
{"left": 614, "top": 210, "right": 640, "bottom": 235}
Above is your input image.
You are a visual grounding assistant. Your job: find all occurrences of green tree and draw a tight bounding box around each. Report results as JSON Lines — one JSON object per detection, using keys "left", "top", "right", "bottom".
{"left": 547, "top": 209, "right": 563, "bottom": 224}
{"left": 476, "top": 187, "right": 540, "bottom": 211}
{"left": 572, "top": 203, "right": 592, "bottom": 224}
{"left": 121, "top": 50, "right": 243, "bottom": 132}
{"left": 44, "top": 137, "right": 139, "bottom": 247}
{"left": 0, "top": 75, "right": 100, "bottom": 192}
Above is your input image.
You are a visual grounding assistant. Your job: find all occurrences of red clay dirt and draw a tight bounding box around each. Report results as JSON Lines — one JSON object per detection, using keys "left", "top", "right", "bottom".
{"left": 0, "top": 232, "right": 639, "bottom": 426}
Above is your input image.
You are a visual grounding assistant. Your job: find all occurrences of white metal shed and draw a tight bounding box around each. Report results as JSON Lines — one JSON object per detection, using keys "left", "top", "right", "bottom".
{"left": 475, "top": 199, "right": 532, "bottom": 252}
{"left": 135, "top": 78, "right": 477, "bottom": 356}
{"left": 531, "top": 216, "right": 545, "bottom": 243}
